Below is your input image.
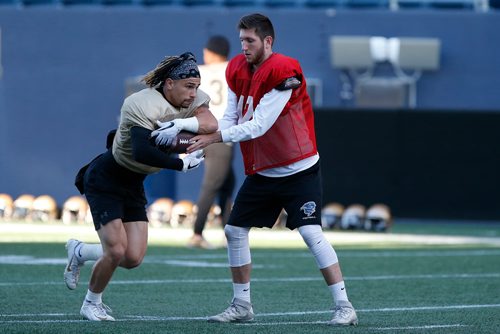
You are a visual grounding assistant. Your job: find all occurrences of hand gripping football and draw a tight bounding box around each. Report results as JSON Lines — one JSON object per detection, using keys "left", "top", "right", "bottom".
{"left": 158, "top": 130, "right": 196, "bottom": 154}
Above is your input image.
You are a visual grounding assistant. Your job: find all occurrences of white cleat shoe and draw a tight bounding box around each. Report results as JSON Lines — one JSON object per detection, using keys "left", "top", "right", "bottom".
{"left": 208, "top": 298, "right": 254, "bottom": 323}
{"left": 80, "top": 300, "right": 115, "bottom": 321}
{"left": 328, "top": 300, "right": 358, "bottom": 326}
{"left": 64, "top": 239, "right": 84, "bottom": 290}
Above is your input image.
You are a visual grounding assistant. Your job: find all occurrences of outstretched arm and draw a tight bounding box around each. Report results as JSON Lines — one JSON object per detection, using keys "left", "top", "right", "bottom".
{"left": 151, "top": 104, "right": 218, "bottom": 146}
{"left": 194, "top": 104, "right": 218, "bottom": 134}
{"left": 187, "top": 88, "right": 292, "bottom": 153}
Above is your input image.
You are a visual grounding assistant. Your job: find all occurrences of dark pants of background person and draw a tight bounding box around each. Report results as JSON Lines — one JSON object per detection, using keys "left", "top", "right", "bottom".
{"left": 193, "top": 142, "right": 235, "bottom": 235}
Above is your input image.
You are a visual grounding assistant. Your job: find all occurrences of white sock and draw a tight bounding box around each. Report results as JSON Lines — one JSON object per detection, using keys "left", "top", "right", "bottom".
{"left": 233, "top": 282, "right": 251, "bottom": 303}
{"left": 85, "top": 289, "right": 102, "bottom": 304}
{"left": 76, "top": 243, "right": 103, "bottom": 263}
{"left": 329, "top": 281, "right": 349, "bottom": 305}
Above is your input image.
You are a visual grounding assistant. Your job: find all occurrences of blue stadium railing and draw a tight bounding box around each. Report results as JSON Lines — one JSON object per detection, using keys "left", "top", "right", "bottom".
{"left": 0, "top": 0, "right": 497, "bottom": 11}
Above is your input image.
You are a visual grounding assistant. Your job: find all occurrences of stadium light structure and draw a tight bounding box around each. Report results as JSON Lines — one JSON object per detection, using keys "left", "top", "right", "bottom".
{"left": 329, "top": 35, "right": 440, "bottom": 109}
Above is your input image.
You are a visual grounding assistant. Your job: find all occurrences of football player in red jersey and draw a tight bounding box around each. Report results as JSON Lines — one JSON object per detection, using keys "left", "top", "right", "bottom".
{"left": 185, "top": 13, "right": 358, "bottom": 326}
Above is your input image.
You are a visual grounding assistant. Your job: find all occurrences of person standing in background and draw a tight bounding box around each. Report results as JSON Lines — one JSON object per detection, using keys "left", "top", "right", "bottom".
{"left": 187, "top": 36, "right": 236, "bottom": 249}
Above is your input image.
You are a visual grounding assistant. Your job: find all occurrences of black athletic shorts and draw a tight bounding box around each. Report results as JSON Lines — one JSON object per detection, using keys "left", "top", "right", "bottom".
{"left": 227, "top": 160, "right": 323, "bottom": 230}
{"left": 83, "top": 150, "right": 148, "bottom": 230}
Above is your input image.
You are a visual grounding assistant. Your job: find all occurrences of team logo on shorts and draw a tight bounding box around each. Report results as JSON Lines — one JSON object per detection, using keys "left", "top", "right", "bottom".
{"left": 300, "top": 201, "right": 317, "bottom": 219}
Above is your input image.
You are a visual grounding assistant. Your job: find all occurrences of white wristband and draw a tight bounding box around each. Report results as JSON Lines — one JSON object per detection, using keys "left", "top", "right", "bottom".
{"left": 176, "top": 117, "right": 199, "bottom": 133}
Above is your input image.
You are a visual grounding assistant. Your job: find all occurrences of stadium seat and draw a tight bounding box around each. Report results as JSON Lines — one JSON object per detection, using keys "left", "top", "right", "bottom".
{"left": 20, "top": 0, "right": 57, "bottom": 5}
{"left": 101, "top": 0, "right": 136, "bottom": 5}
{"left": 428, "top": 0, "right": 474, "bottom": 8}
{"left": 0, "top": 0, "right": 20, "bottom": 5}
{"left": 491, "top": 0, "right": 500, "bottom": 8}
{"left": 304, "top": 0, "right": 342, "bottom": 6}
{"left": 395, "top": 0, "right": 428, "bottom": 8}
{"left": 344, "top": 0, "right": 388, "bottom": 7}
{"left": 222, "top": 0, "right": 256, "bottom": 6}
{"left": 141, "top": 0, "right": 174, "bottom": 6}
{"left": 263, "top": 0, "right": 298, "bottom": 7}
{"left": 60, "top": 0, "right": 99, "bottom": 5}
{"left": 181, "top": 0, "right": 217, "bottom": 5}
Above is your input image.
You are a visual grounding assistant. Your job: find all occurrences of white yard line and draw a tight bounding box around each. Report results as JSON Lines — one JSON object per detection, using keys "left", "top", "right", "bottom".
{"left": 371, "top": 324, "right": 468, "bottom": 331}
{"left": 236, "top": 322, "right": 469, "bottom": 330}
{"left": 1, "top": 248, "right": 500, "bottom": 266}
{"left": 1, "top": 304, "right": 499, "bottom": 324}
{"left": 1, "top": 223, "right": 499, "bottom": 246}
{"left": 0, "top": 272, "right": 499, "bottom": 287}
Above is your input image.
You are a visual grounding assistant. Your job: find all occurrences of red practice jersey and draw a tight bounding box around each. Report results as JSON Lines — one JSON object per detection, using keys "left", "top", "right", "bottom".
{"left": 226, "top": 53, "right": 318, "bottom": 174}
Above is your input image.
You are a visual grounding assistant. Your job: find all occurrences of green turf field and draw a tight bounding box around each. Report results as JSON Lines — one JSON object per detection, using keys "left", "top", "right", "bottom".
{"left": 0, "top": 220, "right": 499, "bottom": 333}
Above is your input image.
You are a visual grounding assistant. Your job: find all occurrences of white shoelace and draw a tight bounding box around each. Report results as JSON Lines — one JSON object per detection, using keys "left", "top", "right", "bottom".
{"left": 222, "top": 304, "right": 239, "bottom": 317}
{"left": 88, "top": 302, "right": 112, "bottom": 319}
{"left": 69, "top": 258, "right": 81, "bottom": 272}
{"left": 101, "top": 303, "right": 113, "bottom": 314}
{"left": 333, "top": 306, "right": 352, "bottom": 319}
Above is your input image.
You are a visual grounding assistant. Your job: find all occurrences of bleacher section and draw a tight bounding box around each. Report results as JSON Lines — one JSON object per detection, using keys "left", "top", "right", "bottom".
{"left": 0, "top": 6, "right": 499, "bottom": 221}
{"left": 0, "top": 0, "right": 495, "bottom": 10}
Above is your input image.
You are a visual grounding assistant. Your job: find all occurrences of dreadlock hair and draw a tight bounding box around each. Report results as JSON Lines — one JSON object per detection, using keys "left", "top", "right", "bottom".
{"left": 238, "top": 13, "right": 275, "bottom": 45}
{"left": 142, "top": 52, "right": 198, "bottom": 88}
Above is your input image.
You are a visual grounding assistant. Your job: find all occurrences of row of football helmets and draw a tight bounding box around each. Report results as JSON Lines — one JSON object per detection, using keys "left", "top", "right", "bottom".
{"left": 148, "top": 198, "right": 222, "bottom": 228}
{"left": 0, "top": 193, "right": 220, "bottom": 228}
{"left": 1, "top": 193, "right": 391, "bottom": 232}
{"left": 322, "top": 203, "right": 393, "bottom": 232}
{"left": 0, "top": 193, "right": 90, "bottom": 224}
{"left": 0, "top": 193, "right": 59, "bottom": 222}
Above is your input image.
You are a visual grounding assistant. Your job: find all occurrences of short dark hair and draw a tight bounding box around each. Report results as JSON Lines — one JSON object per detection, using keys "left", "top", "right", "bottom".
{"left": 238, "top": 13, "right": 275, "bottom": 44}
{"left": 205, "top": 35, "right": 230, "bottom": 58}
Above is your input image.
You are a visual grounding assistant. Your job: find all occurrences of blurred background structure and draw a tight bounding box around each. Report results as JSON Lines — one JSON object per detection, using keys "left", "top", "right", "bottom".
{"left": 0, "top": 3, "right": 499, "bottom": 221}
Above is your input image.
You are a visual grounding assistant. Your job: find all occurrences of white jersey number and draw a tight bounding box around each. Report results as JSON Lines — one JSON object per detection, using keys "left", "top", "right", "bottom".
{"left": 208, "top": 78, "right": 224, "bottom": 106}
{"left": 237, "top": 95, "right": 254, "bottom": 124}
